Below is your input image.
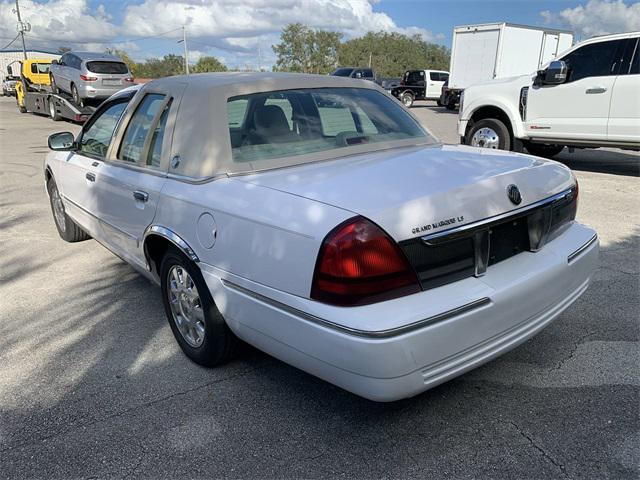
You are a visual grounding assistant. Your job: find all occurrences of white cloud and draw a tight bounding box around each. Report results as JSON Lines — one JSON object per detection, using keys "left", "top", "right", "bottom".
{"left": 0, "top": 0, "right": 118, "bottom": 46}
{"left": 541, "top": 0, "right": 640, "bottom": 38}
{"left": 121, "top": 0, "right": 441, "bottom": 49}
{"left": 0, "top": 0, "right": 443, "bottom": 66}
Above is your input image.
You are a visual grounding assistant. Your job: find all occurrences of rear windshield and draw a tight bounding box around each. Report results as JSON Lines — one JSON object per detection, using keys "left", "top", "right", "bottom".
{"left": 331, "top": 68, "right": 354, "bottom": 77}
{"left": 86, "top": 61, "right": 128, "bottom": 74}
{"left": 227, "top": 87, "right": 431, "bottom": 164}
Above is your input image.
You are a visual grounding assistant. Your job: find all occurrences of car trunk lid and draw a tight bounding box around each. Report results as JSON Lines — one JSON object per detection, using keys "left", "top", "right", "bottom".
{"left": 236, "top": 144, "right": 575, "bottom": 243}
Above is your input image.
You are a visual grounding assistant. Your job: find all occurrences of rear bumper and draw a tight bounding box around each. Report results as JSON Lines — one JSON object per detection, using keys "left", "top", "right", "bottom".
{"left": 202, "top": 222, "right": 598, "bottom": 401}
{"left": 78, "top": 83, "right": 134, "bottom": 99}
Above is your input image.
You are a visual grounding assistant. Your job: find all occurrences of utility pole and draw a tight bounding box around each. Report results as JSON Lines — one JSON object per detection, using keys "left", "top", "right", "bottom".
{"left": 179, "top": 25, "right": 189, "bottom": 75}
{"left": 14, "top": 0, "right": 28, "bottom": 60}
{"left": 258, "top": 45, "right": 263, "bottom": 72}
{"left": 368, "top": 51, "right": 372, "bottom": 68}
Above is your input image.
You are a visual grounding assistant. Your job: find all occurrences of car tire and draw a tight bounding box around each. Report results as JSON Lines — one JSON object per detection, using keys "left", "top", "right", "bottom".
{"left": 50, "top": 75, "right": 59, "bottom": 94}
{"left": 524, "top": 142, "right": 564, "bottom": 159}
{"left": 160, "top": 248, "right": 237, "bottom": 367}
{"left": 401, "top": 91, "right": 414, "bottom": 108}
{"left": 71, "top": 84, "right": 83, "bottom": 107}
{"left": 47, "top": 177, "right": 91, "bottom": 242}
{"left": 48, "top": 98, "right": 61, "bottom": 121}
{"left": 465, "top": 118, "right": 512, "bottom": 151}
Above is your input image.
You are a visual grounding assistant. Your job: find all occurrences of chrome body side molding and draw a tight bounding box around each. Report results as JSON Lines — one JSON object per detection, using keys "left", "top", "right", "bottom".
{"left": 222, "top": 279, "right": 491, "bottom": 339}
{"left": 143, "top": 225, "right": 200, "bottom": 263}
{"left": 568, "top": 233, "right": 598, "bottom": 263}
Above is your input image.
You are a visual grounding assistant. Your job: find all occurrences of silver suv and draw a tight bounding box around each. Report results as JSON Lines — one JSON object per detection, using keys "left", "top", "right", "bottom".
{"left": 50, "top": 52, "right": 135, "bottom": 106}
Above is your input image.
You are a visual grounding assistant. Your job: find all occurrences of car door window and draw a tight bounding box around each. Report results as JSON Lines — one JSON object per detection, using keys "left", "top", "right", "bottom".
{"left": 119, "top": 93, "right": 166, "bottom": 164}
{"left": 79, "top": 100, "right": 129, "bottom": 159}
{"left": 561, "top": 39, "right": 625, "bottom": 82}
{"left": 620, "top": 38, "right": 639, "bottom": 74}
{"left": 146, "top": 100, "right": 172, "bottom": 167}
{"left": 429, "top": 72, "right": 439, "bottom": 81}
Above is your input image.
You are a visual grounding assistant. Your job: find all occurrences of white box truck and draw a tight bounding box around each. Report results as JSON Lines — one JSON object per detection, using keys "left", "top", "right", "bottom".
{"left": 441, "top": 23, "right": 573, "bottom": 109}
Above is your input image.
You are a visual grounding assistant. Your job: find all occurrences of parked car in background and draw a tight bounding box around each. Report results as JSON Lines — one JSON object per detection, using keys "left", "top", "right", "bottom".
{"left": 49, "top": 52, "right": 134, "bottom": 106}
{"left": 448, "top": 23, "right": 573, "bottom": 110}
{"left": 459, "top": 31, "right": 639, "bottom": 158}
{"left": 330, "top": 67, "right": 376, "bottom": 81}
{"left": 44, "top": 72, "right": 598, "bottom": 402}
{"left": 378, "top": 77, "right": 401, "bottom": 91}
{"left": 2, "top": 75, "right": 19, "bottom": 96}
{"left": 391, "top": 69, "right": 449, "bottom": 107}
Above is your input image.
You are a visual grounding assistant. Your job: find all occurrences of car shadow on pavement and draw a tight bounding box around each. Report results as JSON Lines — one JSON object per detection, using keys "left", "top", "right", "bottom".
{"left": 0, "top": 230, "right": 638, "bottom": 479}
{"left": 556, "top": 148, "right": 640, "bottom": 177}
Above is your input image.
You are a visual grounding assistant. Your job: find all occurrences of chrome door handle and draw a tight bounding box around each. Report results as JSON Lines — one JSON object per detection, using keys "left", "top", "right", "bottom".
{"left": 85, "top": 172, "right": 95, "bottom": 182}
{"left": 133, "top": 190, "right": 149, "bottom": 202}
{"left": 585, "top": 87, "right": 607, "bottom": 94}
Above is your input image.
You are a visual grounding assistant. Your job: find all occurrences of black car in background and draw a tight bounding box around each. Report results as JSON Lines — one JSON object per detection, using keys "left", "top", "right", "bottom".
{"left": 330, "top": 67, "right": 376, "bottom": 81}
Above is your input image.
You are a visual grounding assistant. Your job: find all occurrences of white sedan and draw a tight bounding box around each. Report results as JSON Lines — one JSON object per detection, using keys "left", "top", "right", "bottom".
{"left": 44, "top": 73, "right": 598, "bottom": 401}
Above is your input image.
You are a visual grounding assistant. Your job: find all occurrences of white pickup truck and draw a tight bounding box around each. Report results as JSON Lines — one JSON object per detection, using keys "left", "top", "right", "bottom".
{"left": 458, "top": 32, "right": 639, "bottom": 158}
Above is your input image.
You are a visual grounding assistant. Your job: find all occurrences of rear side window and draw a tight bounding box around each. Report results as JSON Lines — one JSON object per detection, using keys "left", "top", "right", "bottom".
{"left": 561, "top": 39, "right": 624, "bottom": 81}
{"left": 429, "top": 72, "right": 439, "bottom": 81}
{"left": 87, "top": 61, "right": 129, "bottom": 74}
{"left": 30, "top": 63, "right": 50, "bottom": 74}
{"left": 79, "top": 100, "right": 128, "bottom": 159}
{"left": 119, "top": 93, "right": 166, "bottom": 164}
{"left": 146, "top": 101, "right": 172, "bottom": 167}
{"left": 361, "top": 69, "right": 374, "bottom": 78}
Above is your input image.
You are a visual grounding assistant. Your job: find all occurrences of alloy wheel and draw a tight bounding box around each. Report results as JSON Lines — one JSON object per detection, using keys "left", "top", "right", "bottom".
{"left": 167, "top": 265, "right": 205, "bottom": 348}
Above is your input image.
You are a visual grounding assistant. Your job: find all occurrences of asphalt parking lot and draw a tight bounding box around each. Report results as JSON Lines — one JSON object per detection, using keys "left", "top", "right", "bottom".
{"left": 0, "top": 96, "right": 638, "bottom": 479}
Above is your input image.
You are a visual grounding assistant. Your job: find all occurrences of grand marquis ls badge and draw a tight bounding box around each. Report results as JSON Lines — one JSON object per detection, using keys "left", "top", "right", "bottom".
{"left": 507, "top": 184, "right": 522, "bottom": 205}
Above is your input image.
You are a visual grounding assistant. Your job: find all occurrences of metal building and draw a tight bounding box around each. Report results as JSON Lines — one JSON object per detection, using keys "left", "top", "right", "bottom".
{"left": 0, "top": 49, "right": 60, "bottom": 77}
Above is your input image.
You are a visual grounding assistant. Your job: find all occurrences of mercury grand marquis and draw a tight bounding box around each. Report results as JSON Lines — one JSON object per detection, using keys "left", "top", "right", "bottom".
{"left": 44, "top": 73, "right": 599, "bottom": 401}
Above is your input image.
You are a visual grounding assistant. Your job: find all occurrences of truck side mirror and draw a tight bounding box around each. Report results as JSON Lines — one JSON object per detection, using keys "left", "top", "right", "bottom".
{"left": 541, "top": 60, "right": 568, "bottom": 85}
{"left": 48, "top": 132, "right": 76, "bottom": 151}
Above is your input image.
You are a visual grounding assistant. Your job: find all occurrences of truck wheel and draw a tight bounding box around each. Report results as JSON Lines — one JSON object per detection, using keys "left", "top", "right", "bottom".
{"left": 401, "top": 92, "right": 414, "bottom": 108}
{"left": 50, "top": 75, "right": 59, "bottom": 94}
{"left": 48, "top": 98, "right": 61, "bottom": 121}
{"left": 524, "top": 142, "right": 564, "bottom": 159}
{"left": 160, "top": 247, "right": 237, "bottom": 367}
{"left": 71, "top": 84, "right": 83, "bottom": 107}
{"left": 466, "top": 118, "right": 511, "bottom": 151}
{"left": 436, "top": 99, "right": 443, "bottom": 107}
{"left": 47, "top": 177, "right": 91, "bottom": 242}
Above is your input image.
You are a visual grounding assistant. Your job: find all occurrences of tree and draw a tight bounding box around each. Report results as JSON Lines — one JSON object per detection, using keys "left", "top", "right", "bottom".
{"left": 338, "top": 32, "right": 450, "bottom": 78}
{"left": 193, "top": 56, "right": 227, "bottom": 73}
{"left": 136, "top": 54, "right": 185, "bottom": 78}
{"left": 272, "top": 23, "right": 341, "bottom": 74}
{"left": 58, "top": 46, "right": 71, "bottom": 53}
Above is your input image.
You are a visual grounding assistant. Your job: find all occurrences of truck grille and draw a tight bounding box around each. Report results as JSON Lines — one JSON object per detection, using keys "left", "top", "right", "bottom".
{"left": 399, "top": 186, "right": 578, "bottom": 291}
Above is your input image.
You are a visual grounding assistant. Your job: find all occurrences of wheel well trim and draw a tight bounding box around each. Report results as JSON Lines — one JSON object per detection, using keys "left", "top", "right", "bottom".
{"left": 464, "top": 100, "right": 524, "bottom": 139}
{"left": 143, "top": 225, "right": 200, "bottom": 264}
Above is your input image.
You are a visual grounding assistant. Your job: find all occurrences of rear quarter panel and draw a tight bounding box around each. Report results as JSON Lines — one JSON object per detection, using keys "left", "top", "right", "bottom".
{"left": 153, "top": 177, "right": 353, "bottom": 297}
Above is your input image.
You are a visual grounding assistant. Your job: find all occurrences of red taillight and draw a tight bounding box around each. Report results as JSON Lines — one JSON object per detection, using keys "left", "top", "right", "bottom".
{"left": 311, "top": 217, "right": 420, "bottom": 306}
{"left": 80, "top": 74, "right": 97, "bottom": 81}
{"left": 125, "top": 77, "right": 134, "bottom": 83}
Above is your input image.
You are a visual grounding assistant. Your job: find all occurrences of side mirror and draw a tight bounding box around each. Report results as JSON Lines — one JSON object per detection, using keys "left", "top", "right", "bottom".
{"left": 48, "top": 132, "right": 76, "bottom": 151}
{"left": 355, "top": 72, "right": 362, "bottom": 78}
{"left": 51, "top": 59, "right": 58, "bottom": 65}
{"left": 540, "top": 60, "right": 568, "bottom": 85}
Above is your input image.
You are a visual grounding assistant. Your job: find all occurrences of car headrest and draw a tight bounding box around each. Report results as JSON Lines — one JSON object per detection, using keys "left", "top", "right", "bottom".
{"left": 254, "top": 105, "right": 291, "bottom": 136}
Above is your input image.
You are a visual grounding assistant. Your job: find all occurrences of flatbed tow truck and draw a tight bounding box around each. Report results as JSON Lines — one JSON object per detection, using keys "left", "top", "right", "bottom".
{"left": 14, "top": 58, "right": 95, "bottom": 122}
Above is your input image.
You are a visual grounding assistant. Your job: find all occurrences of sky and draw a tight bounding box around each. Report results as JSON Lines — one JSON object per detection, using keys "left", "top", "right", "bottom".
{"left": 1, "top": 0, "right": 639, "bottom": 70}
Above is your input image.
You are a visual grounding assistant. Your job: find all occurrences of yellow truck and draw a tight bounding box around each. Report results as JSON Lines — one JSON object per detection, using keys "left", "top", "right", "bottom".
{"left": 14, "top": 58, "right": 94, "bottom": 122}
